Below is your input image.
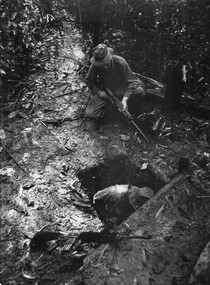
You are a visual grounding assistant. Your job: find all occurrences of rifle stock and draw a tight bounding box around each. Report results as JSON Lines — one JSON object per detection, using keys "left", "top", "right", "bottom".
{"left": 104, "top": 87, "right": 148, "bottom": 141}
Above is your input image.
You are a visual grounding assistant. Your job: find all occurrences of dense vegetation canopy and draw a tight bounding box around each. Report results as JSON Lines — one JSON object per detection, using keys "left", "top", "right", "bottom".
{"left": 0, "top": 0, "right": 209, "bottom": 108}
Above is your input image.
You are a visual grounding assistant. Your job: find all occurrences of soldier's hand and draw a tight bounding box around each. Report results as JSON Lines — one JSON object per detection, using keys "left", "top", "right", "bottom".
{"left": 97, "top": 90, "right": 107, "bottom": 99}
{"left": 121, "top": 97, "right": 128, "bottom": 111}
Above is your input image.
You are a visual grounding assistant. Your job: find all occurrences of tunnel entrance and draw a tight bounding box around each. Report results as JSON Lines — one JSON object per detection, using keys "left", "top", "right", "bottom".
{"left": 77, "top": 155, "right": 165, "bottom": 225}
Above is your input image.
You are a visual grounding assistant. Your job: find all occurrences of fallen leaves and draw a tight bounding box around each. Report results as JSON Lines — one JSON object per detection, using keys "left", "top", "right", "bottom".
{"left": 141, "top": 244, "right": 147, "bottom": 267}
{"left": 119, "top": 134, "right": 130, "bottom": 142}
{"left": 140, "top": 162, "right": 148, "bottom": 170}
{"left": 0, "top": 128, "right": 6, "bottom": 139}
{"left": 22, "top": 270, "right": 37, "bottom": 280}
{"left": 155, "top": 203, "right": 166, "bottom": 220}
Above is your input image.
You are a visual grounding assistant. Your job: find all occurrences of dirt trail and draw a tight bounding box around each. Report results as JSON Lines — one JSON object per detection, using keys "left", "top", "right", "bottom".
{"left": 0, "top": 24, "right": 210, "bottom": 285}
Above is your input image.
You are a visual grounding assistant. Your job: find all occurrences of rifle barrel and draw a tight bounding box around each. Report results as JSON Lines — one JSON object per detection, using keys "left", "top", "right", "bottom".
{"left": 130, "top": 119, "right": 148, "bottom": 141}
{"left": 104, "top": 88, "right": 148, "bottom": 141}
{"left": 119, "top": 235, "right": 152, "bottom": 240}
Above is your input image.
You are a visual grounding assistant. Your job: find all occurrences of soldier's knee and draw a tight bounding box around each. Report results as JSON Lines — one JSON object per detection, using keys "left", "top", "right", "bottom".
{"left": 84, "top": 106, "right": 105, "bottom": 119}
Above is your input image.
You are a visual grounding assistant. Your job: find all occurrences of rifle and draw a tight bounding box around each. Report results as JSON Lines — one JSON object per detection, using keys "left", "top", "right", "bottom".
{"left": 103, "top": 87, "right": 148, "bottom": 141}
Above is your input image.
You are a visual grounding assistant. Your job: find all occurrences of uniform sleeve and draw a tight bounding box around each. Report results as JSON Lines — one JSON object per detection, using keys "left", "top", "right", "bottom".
{"left": 122, "top": 60, "right": 143, "bottom": 99}
{"left": 85, "top": 65, "right": 101, "bottom": 93}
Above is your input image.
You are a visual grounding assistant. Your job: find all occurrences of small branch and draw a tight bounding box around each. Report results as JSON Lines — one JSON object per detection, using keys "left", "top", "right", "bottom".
{"left": 39, "top": 222, "right": 57, "bottom": 232}
{"left": 147, "top": 173, "right": 184, "bottom": 206}
{"left": 55, "top": 90, "right": 77, "bottom": 98}
{"left": 1, "top": 139, "right": 27, "bottom": 173}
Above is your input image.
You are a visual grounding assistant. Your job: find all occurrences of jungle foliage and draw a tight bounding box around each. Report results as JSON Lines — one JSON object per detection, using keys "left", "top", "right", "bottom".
{"left": 75, "top": 0, "right": 210, "bottom": 84}
{"left": 0, "top": 0, "right": 65, "bottom": 104}
{"left": 0, "top": 0, "right": 209, "bottom": 108}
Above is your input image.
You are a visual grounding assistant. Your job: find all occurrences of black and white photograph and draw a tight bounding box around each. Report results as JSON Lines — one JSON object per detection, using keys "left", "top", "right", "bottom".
{"left": 0, "top": 0, "right": 210, "bottom": 284}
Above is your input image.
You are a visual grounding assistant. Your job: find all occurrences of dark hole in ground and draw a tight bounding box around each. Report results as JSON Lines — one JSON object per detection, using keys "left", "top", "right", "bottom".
{"left": 77, "top": 155, "right": 165, "bottom": 225}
